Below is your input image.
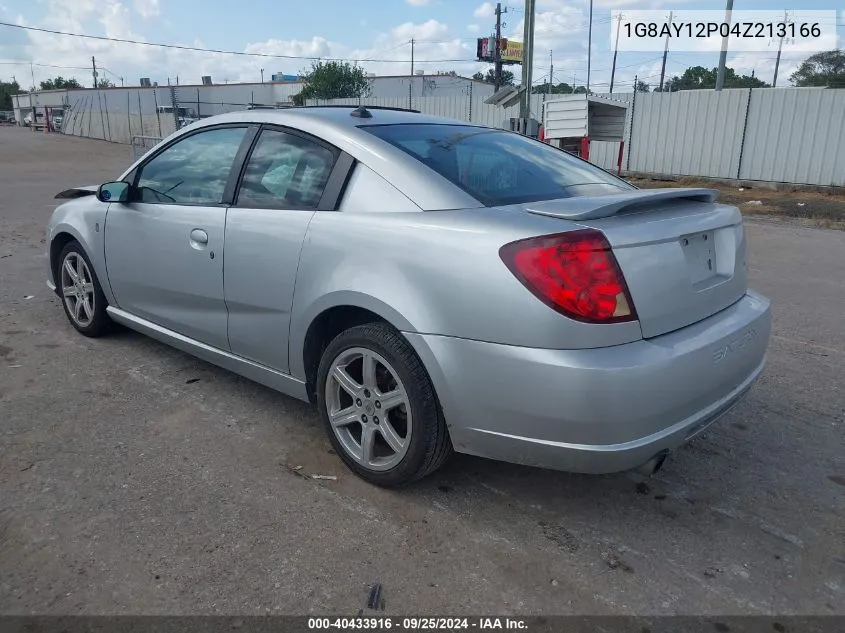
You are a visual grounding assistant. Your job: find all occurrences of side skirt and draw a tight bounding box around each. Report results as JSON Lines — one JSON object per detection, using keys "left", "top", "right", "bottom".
{"left": 106, "top": 307, "right": 310, "bottom": 402}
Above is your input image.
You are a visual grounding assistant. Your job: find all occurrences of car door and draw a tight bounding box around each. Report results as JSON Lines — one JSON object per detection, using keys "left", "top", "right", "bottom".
{"left": 225, "top": 126, "right": 348, "bottom": 373}
{"left": 104, "top": 125, "right": 252, "bottom": 350}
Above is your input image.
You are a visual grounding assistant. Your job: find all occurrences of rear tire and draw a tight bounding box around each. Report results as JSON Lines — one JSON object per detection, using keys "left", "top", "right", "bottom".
{"left": 316, "top": 323, "right": 452, "bottom": 487}
{"left": 57, "top": 240, "right": 111, "bottom": 337}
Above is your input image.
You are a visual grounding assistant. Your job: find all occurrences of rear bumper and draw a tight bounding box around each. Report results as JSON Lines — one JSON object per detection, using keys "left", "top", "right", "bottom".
{"left": 405, "top": 291, "right": 771, "bottom": 474}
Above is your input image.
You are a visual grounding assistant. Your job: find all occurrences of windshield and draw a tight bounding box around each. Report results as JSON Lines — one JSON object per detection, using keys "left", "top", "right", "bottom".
{"left": 362, "top": 123, "right": 634, "bottom": 206}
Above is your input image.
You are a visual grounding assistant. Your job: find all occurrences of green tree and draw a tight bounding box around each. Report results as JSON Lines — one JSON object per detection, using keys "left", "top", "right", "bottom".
{"left": 790, "top": 49, "right": 845, "bottom": 87}
{"left": 472, "top": 69, "right": 515, "bottom": 86}
{"left": 96, "top": 78, "right": 115, "bottom": 88}
{"left": 292, "top": 61, "right": 371, "bottom": 105}
{"left": 39, "top": 76, "right": 82, "bottom": 91}
{"left": 635, "top": 80, "right": 650, "bottom": 93}
{"left": 659, "top": 66, "right": 770, "bottom": 91}
{"left": 0, "top": 79, "right": 21, "bottom": 110}
{"left": 532, "top": 82, "right": 588, "bottom": 94}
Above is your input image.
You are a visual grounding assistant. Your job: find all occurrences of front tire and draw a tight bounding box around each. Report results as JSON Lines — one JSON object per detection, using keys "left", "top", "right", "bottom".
{"left": 316, "top": 323, "right": 452, "bottom": 487}
{"left": 57, "top": 240, "right": 111, "bottom": 337}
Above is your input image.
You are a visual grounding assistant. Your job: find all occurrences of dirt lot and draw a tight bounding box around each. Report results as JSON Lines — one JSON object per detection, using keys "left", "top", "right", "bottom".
{"left": 630, "top": 176, "right": 845, "bottom": 229}
{"left": 1, "top": 127, "right": 844, "bottom": 616}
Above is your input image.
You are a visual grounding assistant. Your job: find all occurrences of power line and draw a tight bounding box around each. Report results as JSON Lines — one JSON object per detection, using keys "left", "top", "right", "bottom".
{"left": 0, "top": 21, "right": 477, "bottom": 64}
{"left": 0, "top": 60, "right": 91, "bottom": 70}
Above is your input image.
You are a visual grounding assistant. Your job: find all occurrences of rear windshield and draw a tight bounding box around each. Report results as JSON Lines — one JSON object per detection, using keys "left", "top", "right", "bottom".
{"left": 362, "top": 123, "right": 634, "bottom": 206}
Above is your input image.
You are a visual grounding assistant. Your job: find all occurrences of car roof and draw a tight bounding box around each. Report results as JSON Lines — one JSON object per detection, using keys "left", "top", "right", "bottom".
{"left": 206, "top": 105, "right": 478, "bottom": 129}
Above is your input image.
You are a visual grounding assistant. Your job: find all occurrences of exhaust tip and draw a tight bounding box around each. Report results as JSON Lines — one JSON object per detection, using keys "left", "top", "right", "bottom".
{"left": 633, "top": 450, "right": 670, "bottom": 477}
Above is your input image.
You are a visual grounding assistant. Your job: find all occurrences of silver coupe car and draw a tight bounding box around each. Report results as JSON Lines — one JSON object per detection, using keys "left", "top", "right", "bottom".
{"left": 46, "top": 106, "right": 771, "bottom": 486}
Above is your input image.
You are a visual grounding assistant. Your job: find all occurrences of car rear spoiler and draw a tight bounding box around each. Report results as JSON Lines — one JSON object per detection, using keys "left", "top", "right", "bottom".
{"left": 525, "top": 188, "right": 720, "bottom": 221}
{"left": 55, "top": 185, "right": 99, "bottom": 200}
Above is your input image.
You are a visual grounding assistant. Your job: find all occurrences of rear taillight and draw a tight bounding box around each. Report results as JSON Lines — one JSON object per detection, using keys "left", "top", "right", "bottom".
{"left": 499, "top": 229, "right": 637, "bottom": 324}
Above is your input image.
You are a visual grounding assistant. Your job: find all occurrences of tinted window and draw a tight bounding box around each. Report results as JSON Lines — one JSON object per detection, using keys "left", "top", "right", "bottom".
{"left": 363, "top": 124, "right": 634, "bottom": 206}
{"left": 136, "top": 127, "right": 247, "bottom": 204}
{"left": 237, "top": 129, "right": 336, "bottom": 209}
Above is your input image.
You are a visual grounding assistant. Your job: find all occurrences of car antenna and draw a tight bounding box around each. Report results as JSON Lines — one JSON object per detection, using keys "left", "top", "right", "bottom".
{"left": 350, "top": 106, "right": 372, "bottom": 119}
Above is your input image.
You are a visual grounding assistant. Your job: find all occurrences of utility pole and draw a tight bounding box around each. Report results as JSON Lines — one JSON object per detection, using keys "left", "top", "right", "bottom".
{"left": 586, "top": 0, "right": 593, "bottom": 93}
{"left": 773, "top": 10, "right": 788, "bottom": 87}
{"left": 29, "top": 63, "right": 36, "bottom": 132}
{"left": 260, "top": 68, "right": 264, "bottom": 84}
{"left": 715, "top": 0, "right": 734, "bottom": 91}
{"left": 548, "top": 49, "right": 553, "bottom": 93}
{"left": 409, "top": 38, "right": 415, "bottom": 110}
{"left": 120, "top": 77, "right": 124, "bottom": 87}
{"left": 494, "top": 3, "right": 506, "bottom": 91}
{"left": 658, "top": 11, "right": 673, "bottom": 92}
{"left": 519, "top": 0, "right": 536, "bottom": 118}
{"left": 609, "top": 12, "right": 623, "bottom": 93}
{"left": 91, "top": 56, "right": 97, "bottom": 88}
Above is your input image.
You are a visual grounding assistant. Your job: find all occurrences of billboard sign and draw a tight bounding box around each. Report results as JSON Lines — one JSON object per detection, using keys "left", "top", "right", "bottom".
{"left": 476, "top": 37, "right": 523, "bottom": 65}
{"left": 501, "top": 40, "right": 523, "bottom": 63}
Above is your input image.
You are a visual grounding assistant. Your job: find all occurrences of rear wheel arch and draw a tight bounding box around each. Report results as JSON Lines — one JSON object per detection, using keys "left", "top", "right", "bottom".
{"left": 302, "top": 305, "right": 393, "bottom": 404}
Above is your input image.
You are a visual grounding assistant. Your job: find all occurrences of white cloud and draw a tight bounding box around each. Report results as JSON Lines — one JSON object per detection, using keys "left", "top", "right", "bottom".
{"left": 467, "top": 24, "right": 480, "bottom": 34}
{"left": 133, "top": 0, "right": 160, "bottom": 19}
{"left": 391, "top": 19, "right": 450, "bottom": 41}
{"left": 474, "top": 2, "right": 494, "bottom": 20}
{"left": 406, "top": 0, "right": 430, "bottom": 5}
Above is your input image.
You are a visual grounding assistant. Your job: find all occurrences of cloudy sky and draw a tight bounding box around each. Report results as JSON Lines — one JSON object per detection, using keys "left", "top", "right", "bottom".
{"left": 0, "top": 0, "right": 842, "bottom": 91}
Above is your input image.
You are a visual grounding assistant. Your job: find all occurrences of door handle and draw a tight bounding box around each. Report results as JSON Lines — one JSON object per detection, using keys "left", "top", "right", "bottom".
{"left": 190, "top": 228, "right": 208, "bottom": 245}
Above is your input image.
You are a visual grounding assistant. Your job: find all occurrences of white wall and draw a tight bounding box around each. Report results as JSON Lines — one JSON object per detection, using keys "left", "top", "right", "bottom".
{"left": 30, "top": 80, "right": 841, "bottom": 187}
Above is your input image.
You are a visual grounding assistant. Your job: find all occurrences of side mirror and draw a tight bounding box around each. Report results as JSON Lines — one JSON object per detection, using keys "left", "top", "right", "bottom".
{"left": 97, "top": 181, "right": 130, "bottom": 203}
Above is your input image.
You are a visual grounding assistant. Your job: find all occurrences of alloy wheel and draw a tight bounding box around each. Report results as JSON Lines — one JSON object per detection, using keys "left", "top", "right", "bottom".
{"left": 60, "top": 252, "right": 96, "bottom": 328}
{"left": 325, "top": 347, "right": 412, "bottom": 471}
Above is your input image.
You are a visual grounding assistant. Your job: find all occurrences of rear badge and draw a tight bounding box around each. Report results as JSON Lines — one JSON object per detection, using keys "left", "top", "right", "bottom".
{"left": 712, "top": 328, "right": 758, "bottom": 364}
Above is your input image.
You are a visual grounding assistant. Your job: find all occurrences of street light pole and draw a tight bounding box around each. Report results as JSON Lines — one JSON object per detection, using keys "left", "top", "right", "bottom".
{"left": 586, "top": 0, "right": 593, "bottom": 93}
{"left": 519, "top": 0, "right": 536, "bottom": 118}
{"left": 609, "top": 12, "right": 623, "bottom": 93}
{"left": 715, "top": 0, "right": 734, "bottom": 91}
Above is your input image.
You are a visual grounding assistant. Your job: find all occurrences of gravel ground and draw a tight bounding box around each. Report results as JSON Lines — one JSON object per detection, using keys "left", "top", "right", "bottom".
{"left": 630, "top": 176, "right": 845, "bottom": 228}
{"left": 1, "top": 127, "right": 843, "bottom": 616}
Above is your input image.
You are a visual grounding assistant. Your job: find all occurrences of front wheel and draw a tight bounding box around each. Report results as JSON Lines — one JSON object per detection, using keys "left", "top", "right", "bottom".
{"left": 316, "top": 323, "right": 452, "bottom": 487}
{"left": 57, "top": 240, "right": 111, "bottom": 337}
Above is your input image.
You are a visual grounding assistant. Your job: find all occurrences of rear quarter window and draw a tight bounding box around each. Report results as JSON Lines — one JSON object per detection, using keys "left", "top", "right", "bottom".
{"left": 362, "top": 123, "right": 634, "bottom": 206}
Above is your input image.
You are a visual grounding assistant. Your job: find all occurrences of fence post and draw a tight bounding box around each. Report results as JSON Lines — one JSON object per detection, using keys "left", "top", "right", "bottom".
{"left": 152, "top": 89, "right": 162, "bottom": 137}
{"left": 169, "top": 85, "right": 180, "bottom": 130}
{"left": 96, "top": 90, "right": 107, "bottom": 140}
{"left": 102, "top": 92, "right": 112, "bottom": 141}
{"left": 468, "top": 81, "right": 473, "bottom": 122}
{"left": 86, "top": 93, "right": 93, "bottom": 138}
{"left": 126, "top": 91, "right": 132, "bottom": 142}
{"left": 736, "top": 88, "right": 753, "bottom": 180}
{"left": 626, "top": 80, "right": 637, "bottom": 172}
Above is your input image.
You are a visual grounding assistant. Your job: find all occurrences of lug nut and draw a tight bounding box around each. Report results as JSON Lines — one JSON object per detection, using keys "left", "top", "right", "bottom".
{"left": 356, "top": 399, "right": 362, "bottom": 407}
{"left": 363, "top": 389, "right": 371, "bottom": 398}
{"left": 375, "top": 401, "right": 381, "bottom": 409}
{"left": 361, "top": 414, "right": 368, "bottom": 423}
{"left": 373, "top": 416, "right": 379, "bottom": 425}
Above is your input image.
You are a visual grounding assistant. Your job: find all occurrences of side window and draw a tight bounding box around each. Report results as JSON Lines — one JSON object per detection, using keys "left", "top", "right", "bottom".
{"left": 237, "top": 129, "right": 336, "bottom": 209}
{"left": 136, "top": 127, "right": 247, "bottom": 204}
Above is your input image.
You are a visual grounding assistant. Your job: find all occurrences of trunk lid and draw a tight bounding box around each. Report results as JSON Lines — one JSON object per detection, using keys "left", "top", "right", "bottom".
{"left": 525, "top": 189, "right": 748, "bottom": 339}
